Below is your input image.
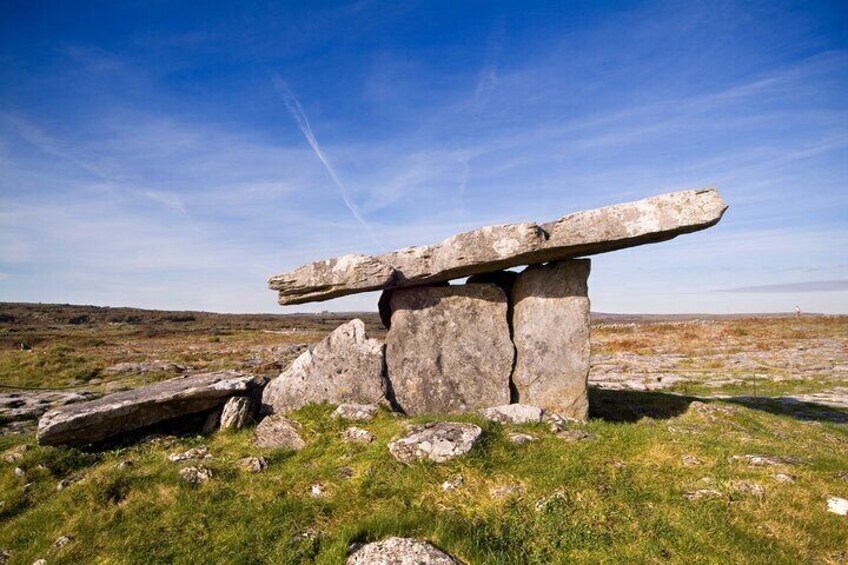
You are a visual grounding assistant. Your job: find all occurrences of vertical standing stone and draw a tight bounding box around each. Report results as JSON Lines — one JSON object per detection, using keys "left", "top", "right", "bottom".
{"left": 386, "top": 284, "right": 513, "bottom": 415}
{"left": 511, "top": 259, "right": 591, "bottom": 419}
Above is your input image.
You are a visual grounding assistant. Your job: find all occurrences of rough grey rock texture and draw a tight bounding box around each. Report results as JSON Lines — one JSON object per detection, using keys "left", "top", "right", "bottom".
{"left": 346, "top": 537, "right": 461, "bottom": 565}
{"left": 1, "top": 391, "right": 98, "bottom": 424}
{"left": 386, "top": 284, "right": 513, "bottom": 415}
{"left": 481, "top": 404, "right": 544, "bottom": 424}
{"left": 179, "top": 466, "right": 212, "bottom": 485}
{"left": 219, "top": 396, "right": 256, "bottom": 430}
{"left": 331, "top": 403, "right": 379, "bottom": 422}
{"left": 270, "top": 189, "right": 727, "bottom": 304}
{"left": 388, "top": 422, "right": 482, "bottom": 464}
{"left": 252, "top": 414, "right": 306, "bottom": 450}
{"left": 261, "top": 319, "right": 386, "bottom": 414}
{"left": 512, "top": 260, "right": 591, "bottom": 419}
{"left": 237, "top": 456, "right": 267, "bottom": 473}
{"left": 36, "top": 371, "right": 266, "bottom": 447}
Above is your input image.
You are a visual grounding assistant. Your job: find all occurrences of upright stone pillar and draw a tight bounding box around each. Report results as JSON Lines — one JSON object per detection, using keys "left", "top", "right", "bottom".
{"left": 511, "top": 259, "right": 591, "bottom": 419}
{"left": 385, "top": 283, "right": 513, "bottom": 415}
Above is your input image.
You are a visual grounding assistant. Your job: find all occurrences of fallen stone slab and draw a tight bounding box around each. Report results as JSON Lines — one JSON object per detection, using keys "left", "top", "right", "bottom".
{"left": 481, "top": 404, "right": 544, "bottom": 424}
{"left": 347, "top": 537, "right": 462, "bottom": 565}
{"left": 388, "top": 422, "right": 482, "bottom": 464}
{"left": 386, "top": 284, "right": 513, "bottom": 415}
{"left": 37, "top": 371, "right": 266, "bottom": 447}
{"left": 253, "top": 414, "right": 306, "bottom": 450}
{"left": 261, "top": 319, "right": 386, "bottom": 414}
{"left": 270, "top": 188, "right": 727, "bottom": 304}
{"left": 511, "top": 259, "right": 591, "bottom": 419}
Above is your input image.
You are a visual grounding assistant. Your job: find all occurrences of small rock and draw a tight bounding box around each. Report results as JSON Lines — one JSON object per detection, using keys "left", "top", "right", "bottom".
{"left": 730, "top": 454, "right": 796, "bottom": 467}
{"left": 237, "top": 456, "right": 267, "bottom": 473}
{"left": 179, "top": 466, "right": 212, "bottom": 485}
{"left": 342, "top": 426, "right": 375, "bottom": 444}
{"left": 33, "top": 560, "right": 46, "bottom": 565}
{"left": 388, "top": 422, "right": 482, "bottom": 464}
{"left": 0, "top": 550, "right": 9, "bottom": 564}
{"left": 53, "top": 536, "right": 71, "bottom": 548}
{"left": 441, "top": 476, "right": 463, "bottom": 491}
{"left": 346, "top": 537, "right": 460, "bottom": 565}
{"left": 13, "top": 467, "right": 24, "bottom": 478}
{"left": 837, "top": 471, "right": 848, "bottom": 482}
{"left": 729, "top": 480, "right": 765, "bottom": 497}
{"left": 114, "top": 460, "right": 134, "bottom": 469}
{"left": 332, "top": 404, "right": 379, "bottom": 422}
{"left": 827, "top": 496, "right": 848, "bottom": 516}
{"left": 2, "top": 444, "right": 29, "bottom": 463}
{"left": 543, "top": 412, "right": 582, "bottom": 433}
{"left": 253, "top": 415, "right": 306, "bottom": 450}
{"left": 682, "top": 455, "right": 703, "bottom": 467}
{"left": 556, "top": 429, "right": 594, "bottom": 441}
{"left": 167, "top": 446, "right": 209, "bottom": 462}
{"left": 56, "top": 479, "right": 72, "bottom": 491}
{"left": 507, "top": 432, "right": 538, "bottom": 445}
{"left": 773, "top": 473, "right": 795, "bottom": 484}
{"left": 481, "top": 404, "right": 543, "bottom": 424}
{"left": 490, "top": 484, "right": 523, "bottom": 499}
{"left": 684, "top": 489, "right": 724, "bottom": 501}
{"left": 310, "top": 484, "right": 324, "bottom": 498}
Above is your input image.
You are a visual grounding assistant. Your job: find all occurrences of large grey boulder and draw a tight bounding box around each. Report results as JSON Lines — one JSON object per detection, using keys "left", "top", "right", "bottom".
{"left": 261, "top": 319, "right": 386, "bottom": 414}
{"left": 37, "top": 371, "right": 266, "bottom": 447}
{"left": 388, "top": 422, "right": 482, "bottom": 464}
{"left": 511, "top": 260, "right": 591, "bottom": 419}
{"left": 269, "top": 188, "right": 727, "bottom": 304}
{"left": 385, "top": 284, "right": 513, "bottom": 415}
{"left": 347, "top": 537, "right": 462, "bottom": 564}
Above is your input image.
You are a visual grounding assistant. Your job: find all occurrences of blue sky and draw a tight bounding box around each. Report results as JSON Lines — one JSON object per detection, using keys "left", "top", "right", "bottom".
{"left": 1, "top": 1, "right": 846, "bottom": 314}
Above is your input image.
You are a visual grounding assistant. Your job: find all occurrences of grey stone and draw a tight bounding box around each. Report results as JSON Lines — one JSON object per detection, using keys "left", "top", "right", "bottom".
{"left": 1, "top": 391, "right": 98, "bottom": 423}
{"left": 167, "top": 446, "right": 210, "bottom": 462}
{"left": 507, "top": 432, "right": 538, "bottom": 445}
{"left": 331, "top": 403, "right": 379, "bottom": 422}
{"left": 103, "top": 360, "right": 185, "bottom": 376}
{"left": 252, "top": 415, "right": 306, "bottom": 450}
{"left": 261, "top": 320, "right": 386, "bottom": 414}
{"left": 342, "top": 426, "right": 375, "bottom": 443}
{"left": 53, "top": 536, "right": 71, "bottom": 548}
{"left": 511, "top": 260, "right": 591, "bottom": 419}
{"left": 388, "top": 422, "right": 482, "bottom": 464}
{"left": 179, "top": 466, "right": 212, "bottom": 485}
{"left": 237, "top": 456, "right": 267, "bottom": 473}
{"left": 346, "top": 537, "right": 461, "bottom": 565}
{"left": 37, "top": 371, "right": 266, "bottom": 447}
{"left": 219, "top": 396, "right": 256, "bottom": 430}
{"left": 386, "top": 284, "right": 512, "bottom": 415}
{"left": 270, "top": 189, "right": 727, "bottom": 305}
{"left": 481, "top": 404, "right": 544, "bottom": 424}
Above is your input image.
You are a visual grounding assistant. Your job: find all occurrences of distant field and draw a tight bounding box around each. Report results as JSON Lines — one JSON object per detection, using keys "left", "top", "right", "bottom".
{"left": 0, "top": 303, "right": 846, "bottom": 564}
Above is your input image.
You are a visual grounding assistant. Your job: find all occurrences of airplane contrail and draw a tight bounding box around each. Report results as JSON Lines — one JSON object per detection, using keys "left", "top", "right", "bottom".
{"left": 271, "top": 74, "right": 380, "bottom": 246}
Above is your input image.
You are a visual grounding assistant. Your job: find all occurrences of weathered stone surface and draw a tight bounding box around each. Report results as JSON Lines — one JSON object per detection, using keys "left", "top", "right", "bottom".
{"left": 386, "top": 284, "right": 512, "bottom": 415}
{"left": 270, "top": 189, "right": 727, "bottom": 305}
{"left": 1, "top": 391, "right": 99, "bottom": 424}
{"left": 219, "top": 396, "right": 256, "bottom": 430}
{"left": 511, "top": 260, "right": 591, "bottom": 419}
{"left": 342, "top": 426, "right": 375, "bottom": 443}
{"left": 347, "top": 537, "right": 461, "bottom": 565}
{"left": 238, "top": 456, "right": 267, "bottom": 473}
{"left": 332, "top": 403, "right": 379, "bottom": 422}
{"left": 481, "top": 404, "right": 544, "bottom": 424}
{"left": 261, "top": 319, "right": 386, "bottom": 414}
{"left": 179, "top": 466, "right": 212, "bottom": 485}
{"left": 37, "top": 371, "right": 266, "bottom": 447}
{"left": 252, "top": 414, "right": 305, "bottom": 450}
{"left": 388, "top": 422, "right": 482, "bottom": 464}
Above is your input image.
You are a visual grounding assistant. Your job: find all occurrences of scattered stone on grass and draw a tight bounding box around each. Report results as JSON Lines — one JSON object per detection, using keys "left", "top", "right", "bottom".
{"left": 179, "top": 466, "right": 212, "bottom": 485}
{"left": 341, "top": 426, "right": 375, "bottom": 444}
{"left": 729, "top": 480, "right": 765, "bottom": 497}
{"left": 543, "top": 412, "right": 583, "bottom": 433}
{"left": 0, "top": 550, "right": 8, "bottom": 564}
{"left": 53, "top": 536, "right": 71, "bottom": 548}
{"left": 507, "top": 432, "right": 538, "bottom": 445}
{"left": 481, "top": 404, "right": 544, "bottom": 424}
{"left": 441, "top": 476, "right": 463, "bottom": 491}
{"left": 730, "top": 454, "right": 797, "bottom": 467}
{"left": 682, "top": 455, "right": 703, "bottom": 467}
{"left": 12, "top": 467, "right": 24, "bottom": 478}
{"left": 773, "top": 473, "right": 795, "bottom": 484}
{"left": 332, "top": 403, "right": 379, "bottom": 422}
{"left": 556, "top": 429, "right": 595, "bottom": 441}
{"left": 2, "top": 444, "right": 29, "bottom": 463}
{"left": 115, "top": 460, "right": 134, "bottom": 469}
{"left": 310, "top": 484, "right": 324, "bottom": 498}
{"left": 167, "top": 446, "right": 210, "bottom": 462}
{"left": 103, "top": 360, "right": 185, "bottom": 375}
{"left": 346, "top": 537, "right": 461, "bottom": 565}
{"left": 827, "top": 496, "right": 848, "bottom": 516}
{"left": 253, "top": 415, "right": 306, "bottom": 450}
{"left": 388, "top": 422, "right": 482, "bottom": 464}
{"left": 490, "top": 484, "right": 523, "bottom": 500}
{"left": 56, "top": 478, "right": 75, "bottom": 491}
{"left": 237, "top": 456, "right": 267, "bottom": 473}
{"left": 33, "top": 559, "right": 46, "bottom": 565}
{"left": 684, "top": 489, "right": 724, "bottom": 501}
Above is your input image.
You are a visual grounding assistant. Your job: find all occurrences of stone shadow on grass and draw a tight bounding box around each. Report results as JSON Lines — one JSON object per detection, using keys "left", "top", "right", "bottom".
{"left": 588, "top": 388, "right": 695, "bottom": 422}
{"left": 725, "top": 396, "right": 848, "bottom": 425}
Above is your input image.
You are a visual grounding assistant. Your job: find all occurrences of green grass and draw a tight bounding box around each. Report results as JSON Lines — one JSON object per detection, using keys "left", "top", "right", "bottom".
{"left": 2, "top": 400, "right": 847, "bottom": 564}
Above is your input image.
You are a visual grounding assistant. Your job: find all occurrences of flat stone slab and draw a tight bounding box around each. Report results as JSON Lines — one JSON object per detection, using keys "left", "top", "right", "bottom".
{"left": 347, "top": 537, "right": 462, "bottom": 564}
{"left": 37, "top": 371, "right": 266, "bottom": 446}
{"left": 269, "top": 188, "right": 727, "bottom": 304}
{"left": 388, "top": 422, "right": 482, "bottom": 464}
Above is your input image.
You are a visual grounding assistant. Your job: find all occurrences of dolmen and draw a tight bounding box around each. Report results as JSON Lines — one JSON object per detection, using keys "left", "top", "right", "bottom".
{"left": 36, "top": 188, "right": 726, "bottom": 446}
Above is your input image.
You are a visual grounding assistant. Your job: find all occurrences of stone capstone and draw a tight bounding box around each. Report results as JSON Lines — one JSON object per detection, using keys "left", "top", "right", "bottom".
{"left": 385, "top": 284, "right": 513, "bottom": 415}
{"left": 252, "top": 414, "right": 306, "bottom": 450}
{"left": 511, "top": 260, "right": 591, "bottom": 419}
{"left": 269, "top": 189, "right": 727, "bottom": 305}
{"left": 261, "top": 319, "right": 386, "bottom": 414}
{"left": 36, "top": 371, "right": 267, "bottom": 447}
{"left": 388, "top": 422, "right": 482, "bottom": 464}
{"left": 346, "top": 537, "right": 462, "bottom": 565}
